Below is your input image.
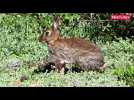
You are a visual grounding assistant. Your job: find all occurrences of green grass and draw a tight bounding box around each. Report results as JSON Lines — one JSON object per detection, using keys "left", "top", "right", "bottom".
{"left": 0, "top": 66, "right": 128, "bottom": 87}
{"left": 112, "top": 66, "right": 134, "bottom": 87}
{"left": 0, "top": 13, "right": 133, "bottom": 87}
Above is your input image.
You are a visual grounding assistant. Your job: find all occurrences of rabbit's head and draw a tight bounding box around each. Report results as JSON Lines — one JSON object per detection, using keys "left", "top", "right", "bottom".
{"left": 39, "top": 16, "right": 61, "bottom": 45}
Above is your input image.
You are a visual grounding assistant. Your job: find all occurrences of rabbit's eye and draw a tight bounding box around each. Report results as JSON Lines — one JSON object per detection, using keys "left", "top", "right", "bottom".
{"left": 46, "top": 31, "right": 51, "bottom": 36}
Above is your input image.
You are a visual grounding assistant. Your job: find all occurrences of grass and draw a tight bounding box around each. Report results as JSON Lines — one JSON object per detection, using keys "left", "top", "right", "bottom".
{"left": 0, "top": 13, "right": 133, "bottom": 87}
{"left": 0, "top": 66, "right": 128, "bottom": 87}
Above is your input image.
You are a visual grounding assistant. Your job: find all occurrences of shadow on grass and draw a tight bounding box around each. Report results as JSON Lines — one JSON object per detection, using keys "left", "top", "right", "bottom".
{"left": 33, "top": 62, "right": 105, "bottom": 75}
{"left": 33, "top": 63, "right": 82, "bottom": 74}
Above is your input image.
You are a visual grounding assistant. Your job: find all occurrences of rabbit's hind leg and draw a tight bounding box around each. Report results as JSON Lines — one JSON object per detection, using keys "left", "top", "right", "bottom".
{"left": 77, "top": 59, "right": 105, "bottom": 72}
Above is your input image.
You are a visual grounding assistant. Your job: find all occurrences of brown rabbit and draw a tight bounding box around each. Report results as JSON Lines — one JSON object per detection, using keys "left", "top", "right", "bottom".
{"left": 38, "top": 16, "right": 106, "bottom": 74}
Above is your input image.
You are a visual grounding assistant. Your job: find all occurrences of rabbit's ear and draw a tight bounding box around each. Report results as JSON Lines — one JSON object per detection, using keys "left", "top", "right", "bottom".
{"left": 52, "top": 16, "right": 61, "bottom": 31}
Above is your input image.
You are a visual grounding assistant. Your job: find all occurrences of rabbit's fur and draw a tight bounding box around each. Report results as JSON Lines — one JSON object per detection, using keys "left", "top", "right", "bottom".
{"left": 38, "top": 16, "right": 106, "bottom": 74}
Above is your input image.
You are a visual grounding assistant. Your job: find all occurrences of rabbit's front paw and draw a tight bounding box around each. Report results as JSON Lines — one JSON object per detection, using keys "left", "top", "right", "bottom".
{"left": 59, "top": 67, "right": 65, "bottom": 75}
{"left": 54, "top": 62, "right": 65, "bottom": 75}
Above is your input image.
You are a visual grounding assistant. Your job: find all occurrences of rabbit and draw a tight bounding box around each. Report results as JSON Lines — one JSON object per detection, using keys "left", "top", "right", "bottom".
{"left": 38, "top": 16, "right": 106, "bottom": 74}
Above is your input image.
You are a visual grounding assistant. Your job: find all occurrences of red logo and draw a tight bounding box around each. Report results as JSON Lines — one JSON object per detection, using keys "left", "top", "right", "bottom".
{"left": 111, "top": 14, "right": 131, "bottom": 20}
